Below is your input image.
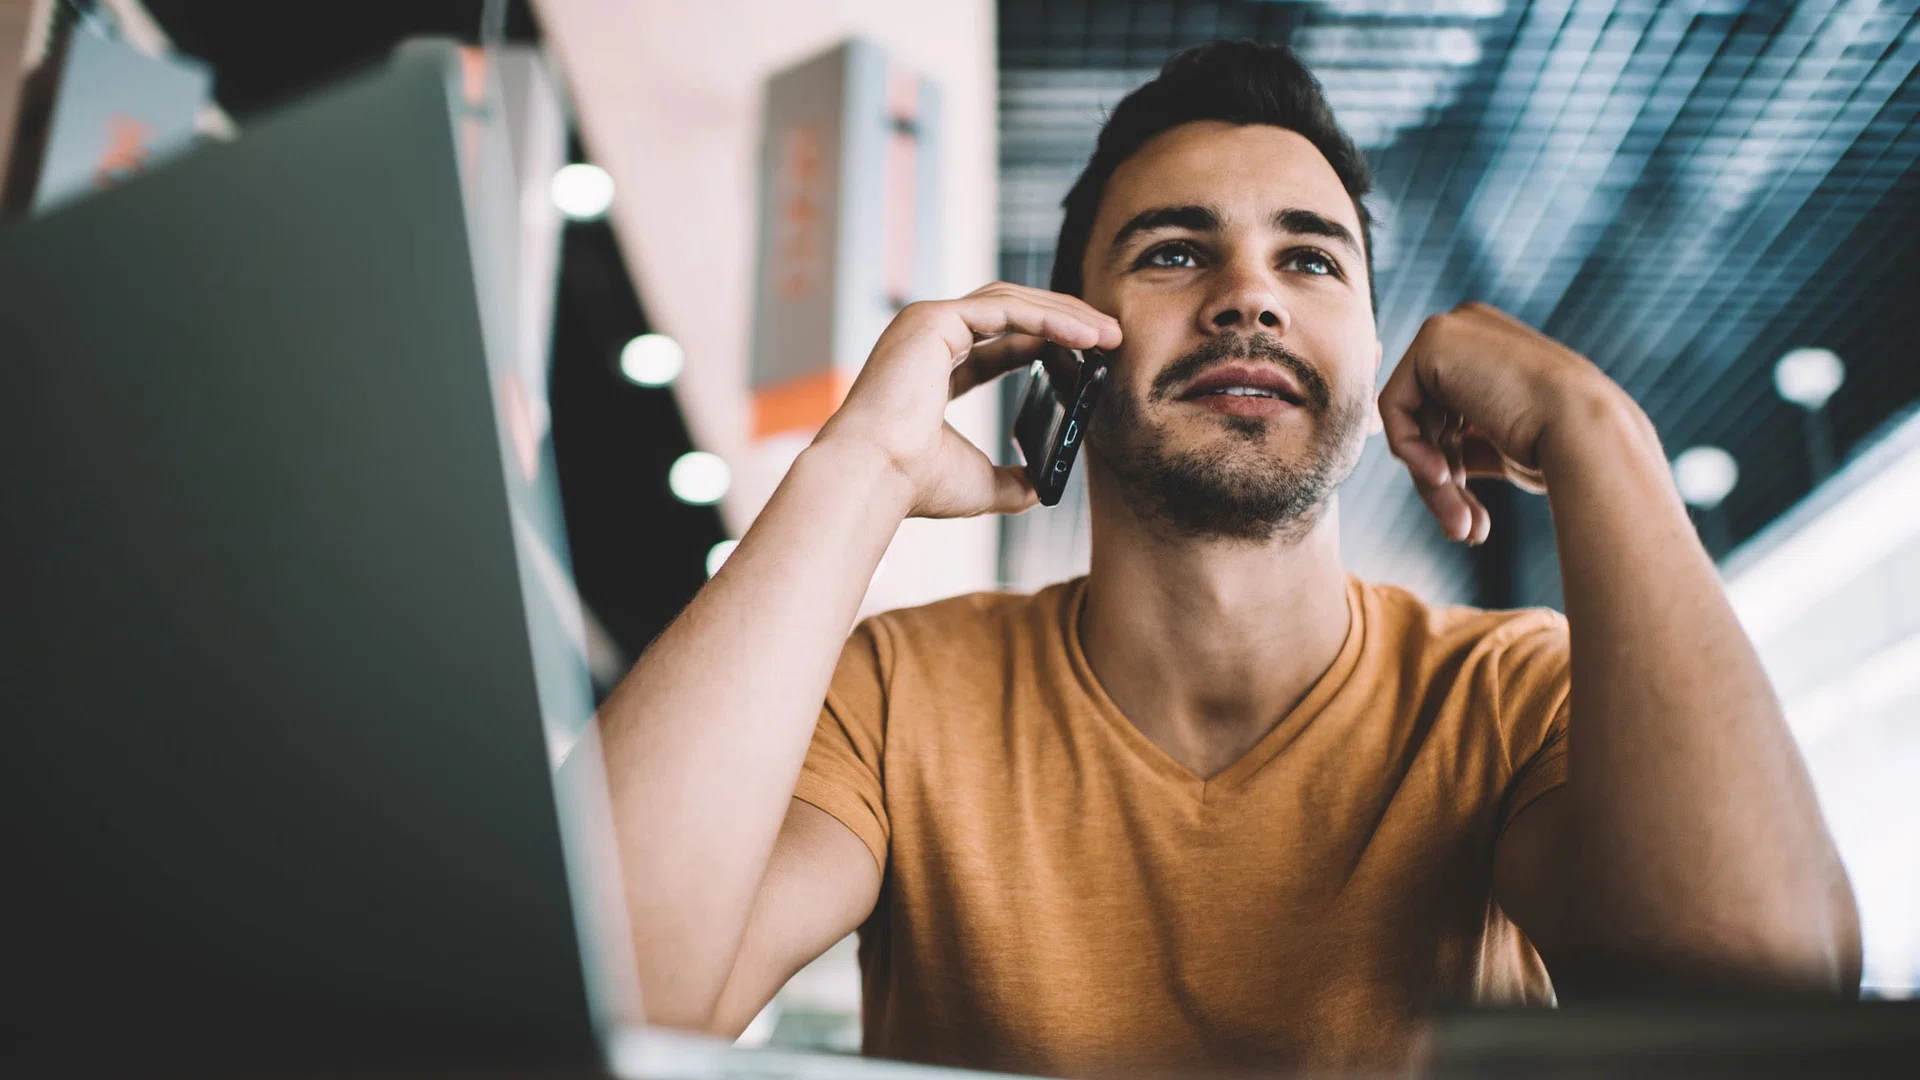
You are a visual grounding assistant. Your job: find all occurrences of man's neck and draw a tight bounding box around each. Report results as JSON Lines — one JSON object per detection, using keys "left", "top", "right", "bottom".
{"left": 1077, "top": 470, "right": 1353, "bottom": 781}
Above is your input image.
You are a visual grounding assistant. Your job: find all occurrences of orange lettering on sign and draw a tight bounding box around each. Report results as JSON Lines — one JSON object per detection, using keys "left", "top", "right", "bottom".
{"left": 93, "top": 115, "right": 154, "bottom": 189}
{"left": 773, "top": 125, "right": 827, "bottom": 302}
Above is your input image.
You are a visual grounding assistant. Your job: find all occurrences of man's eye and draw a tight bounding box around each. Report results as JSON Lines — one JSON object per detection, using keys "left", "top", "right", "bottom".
{"left": 1285, "top": 249, "right": 1340, "bottom": 277}
{"left": 1140, "top": 243, "right": 1201, "bottom": 269}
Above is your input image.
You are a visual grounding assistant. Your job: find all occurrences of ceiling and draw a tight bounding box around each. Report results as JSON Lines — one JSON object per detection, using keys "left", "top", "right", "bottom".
{"left": 995, "top": 0, "right": 1920, "bottom": 609}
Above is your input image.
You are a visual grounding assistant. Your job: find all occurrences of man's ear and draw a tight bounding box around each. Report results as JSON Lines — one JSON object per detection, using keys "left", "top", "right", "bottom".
{"left": 1367, "top": 338, "right": 1385, "bottom": 435}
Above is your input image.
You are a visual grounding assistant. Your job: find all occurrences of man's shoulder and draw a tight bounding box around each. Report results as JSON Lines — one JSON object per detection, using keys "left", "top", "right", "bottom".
{"left": 863, "top": 578, "right": 1078, "bottom": 652}
{"left": 831, "top": 579, "right": 1080, "bottom": 712}
{"left": 1353, "top": 577, "right": 1571, "bottom": 745}
{"left": 1353, "top": 575, "right": 1568, "bottom": 669}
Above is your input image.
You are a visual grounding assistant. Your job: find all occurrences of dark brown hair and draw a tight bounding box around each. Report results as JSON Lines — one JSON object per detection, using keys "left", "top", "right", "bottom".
{"left": 1050, "top": 41, "right": 1376, "bottom": 310}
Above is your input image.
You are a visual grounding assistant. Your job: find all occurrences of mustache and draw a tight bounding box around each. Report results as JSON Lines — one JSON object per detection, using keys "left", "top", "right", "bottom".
{"left": 1147, "top": 334, "right": 1332, "bottom": 411}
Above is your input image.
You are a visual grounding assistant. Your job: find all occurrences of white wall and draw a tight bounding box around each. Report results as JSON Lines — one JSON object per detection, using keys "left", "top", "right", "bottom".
{"left": 1725, "top": 407, "right": 1920, "bottom": 996}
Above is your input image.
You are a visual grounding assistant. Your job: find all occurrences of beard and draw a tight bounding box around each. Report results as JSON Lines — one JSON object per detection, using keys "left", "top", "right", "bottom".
{"left": 1086, "top": 333, "right": 1371, "bottom": 543}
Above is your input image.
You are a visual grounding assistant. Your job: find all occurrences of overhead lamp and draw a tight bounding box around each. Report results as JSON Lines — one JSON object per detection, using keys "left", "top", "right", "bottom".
{"left": 1774, "top": 347, "right": 1845, "bottom": 481}
{"left": 620, "top": 334, "right": 684, "bottom": 387}
{"left": 706, "top": 539, "right": 739, "bottom": 578}
{"left": 669, "top": 451, "right": 730, "bottom": 506}
{"left": 1774, "top": 347, "right": 1845, "bottom": 411}
{"left": 1673, "top": 446, "right": 1739, "bottom": 510}
{"left": 551, "top": 163, "right": 614, "bottom": 221}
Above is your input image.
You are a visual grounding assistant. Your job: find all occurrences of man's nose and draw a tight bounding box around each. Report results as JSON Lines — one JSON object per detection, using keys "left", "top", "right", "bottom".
{"left": 1200, "top": 262, "right": 1289, "bottom": 336}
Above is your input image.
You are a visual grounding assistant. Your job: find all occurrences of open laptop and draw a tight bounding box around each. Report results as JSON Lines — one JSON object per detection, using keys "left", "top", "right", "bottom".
{"left": 0, "top": 42, "right": 1013, "bottom": 1079}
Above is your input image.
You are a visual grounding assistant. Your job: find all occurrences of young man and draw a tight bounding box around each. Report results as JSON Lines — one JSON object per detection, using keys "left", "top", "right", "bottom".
{"left": 598, "top": 42, "right": 1859, "bottom": 1075}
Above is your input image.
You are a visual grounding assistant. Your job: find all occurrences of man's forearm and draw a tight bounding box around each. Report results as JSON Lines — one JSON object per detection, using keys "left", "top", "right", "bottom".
{"left": 596, "top": 437, "right": 910, "bottom": 1025}
{"left": 1539, "top": 385, "right": 1859, "bottom": 993}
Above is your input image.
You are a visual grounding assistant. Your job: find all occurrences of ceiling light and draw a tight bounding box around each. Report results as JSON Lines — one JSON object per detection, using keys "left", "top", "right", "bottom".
{"left": 669, "top": 451, "right": 730, "bottom": 506}
{"left": 706, "top": 539, "right": 739, "bottom": 578}
{"left": 551, "top": 163, "right": 614, "bottom": 221}
{"left": 1673, "top": 446, "right": 1739, "bottom": 510}
{"left": 620, "top": 334, "right": 684, "bottom": 387}
{"left": 1774, "top": 347, "right": 1845, "bottom": 411}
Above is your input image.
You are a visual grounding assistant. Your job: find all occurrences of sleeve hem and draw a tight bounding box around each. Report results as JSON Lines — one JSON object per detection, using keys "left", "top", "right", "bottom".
{"left": 792, "top": 782, "right": 888, "bottom": 876}
{"left": 1498, "top": 735, "right": 1568, "bottom": 836}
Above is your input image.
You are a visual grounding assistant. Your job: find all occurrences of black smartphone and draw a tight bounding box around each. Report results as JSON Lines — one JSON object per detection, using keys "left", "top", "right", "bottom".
{"left": 1012, "top": 344, "right": 1108, "bottom": 507}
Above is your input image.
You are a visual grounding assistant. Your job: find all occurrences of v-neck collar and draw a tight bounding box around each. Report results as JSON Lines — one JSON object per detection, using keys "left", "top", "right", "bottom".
{"left": 1056, "top": 574, "right": 1368, "bottom": 801}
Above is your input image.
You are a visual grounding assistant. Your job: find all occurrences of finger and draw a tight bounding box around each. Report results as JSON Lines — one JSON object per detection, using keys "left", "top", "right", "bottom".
{"left": 960, "top": 284, "right": 1124, "bottom": 351}
{"left": 949, "top": 333, "right": 1046, "bottom": 398}
{"left": 1434, "top": 421, "right": 1492, "bottom": 544}
{"left": 962, "top": 282, "right": 1122, "bottom": 340}
{"left": 1454, "top": 474, "right": 1491, "bottom": 546}
{"left": 1377, "top": 362, "right": 1450, "bottom": 488}
{"left": 968, "top": 281, "right": 1125, "bottom": 349}
{"left": 987, "top": 464, "right": 1040, "bottom": 516}
{"left": 1409, "top": 462, "right": 1475, "bottom": 544}
{"left": 936, "top": 293, "right": 1119, "bottom": 359}
{"left": 1442, "top": 432, "right": 1477, "bottom": 544}
{"left": 1467, "top": 487, "right": 1491, "bottom": 546}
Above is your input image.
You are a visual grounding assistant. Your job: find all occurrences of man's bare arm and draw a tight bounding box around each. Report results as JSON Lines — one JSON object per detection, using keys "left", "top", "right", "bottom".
{"left": 597, "top": 439, "right": 906, "bottom": 1031}
{"left": 1497, "top": 389, "right": 1859, "bottom": 997}
{"left": 1380, "top": 303, "right": 1859, "bottom": 998}
{"left": 596, "top": 285, "right": 1121, "bottom": 1031}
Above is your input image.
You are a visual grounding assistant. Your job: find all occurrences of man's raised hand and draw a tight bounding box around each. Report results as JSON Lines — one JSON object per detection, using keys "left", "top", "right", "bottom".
{"left": 816, "top": 282, "right": 1122, "bottom": 520}
{"left": 1378, "top": 302, "right": 1642, "bottom": 545}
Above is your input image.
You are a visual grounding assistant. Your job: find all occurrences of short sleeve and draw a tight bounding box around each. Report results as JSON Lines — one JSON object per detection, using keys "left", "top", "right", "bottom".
{"left": 1495, "top": 614, "right": 1572, "bottom": 834}
{"left": 792, "top": 617, "right": 891, "bottom": 873}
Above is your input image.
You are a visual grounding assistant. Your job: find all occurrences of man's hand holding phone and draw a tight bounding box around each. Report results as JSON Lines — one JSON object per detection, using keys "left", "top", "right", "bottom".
{"left": 816, "top": 282, "right": 1122, "bottom": 519}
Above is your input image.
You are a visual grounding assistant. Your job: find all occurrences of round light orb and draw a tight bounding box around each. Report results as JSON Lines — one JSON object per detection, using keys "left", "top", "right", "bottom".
{"left": 669, "top": 451, "right": 730, "bottom": 506}
{"left": 620, "top": 334, "right": 684, "bottom": 387}
{"left": 1433, "top": 27, "right": 1484, "bottom": 67}
{"left": 551, "top": 163, "right": 614, "bottom": 221}
{"left": 1773, "top": 347, "right": 1845, "bottom": 410}
{"left": 705, "top": 539, "right": 739, "bottom": 578}
{"left": 1673, "top": 446, "right": 1739, "bottom": 510}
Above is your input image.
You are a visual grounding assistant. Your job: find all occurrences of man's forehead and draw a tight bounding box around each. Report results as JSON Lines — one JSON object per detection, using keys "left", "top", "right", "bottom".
{"left": 1096, "top": 121, "right": 1359, "bottom": 237}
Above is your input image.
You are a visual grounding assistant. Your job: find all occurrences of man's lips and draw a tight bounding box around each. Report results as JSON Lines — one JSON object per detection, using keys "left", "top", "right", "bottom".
{"left": 1176, "top": 363, "right": 1309, "bottom": 406}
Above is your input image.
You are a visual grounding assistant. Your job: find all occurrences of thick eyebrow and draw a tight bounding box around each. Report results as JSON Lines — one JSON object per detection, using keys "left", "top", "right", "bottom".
{"left": 1273, "top": 207, "right": 1361, "bottom": 259}
{"left": 1106, "top": 204, "right": 1221, "bottom": 262}
{"left": 1105, "top": 203, "right": 1363, "bottom": 265}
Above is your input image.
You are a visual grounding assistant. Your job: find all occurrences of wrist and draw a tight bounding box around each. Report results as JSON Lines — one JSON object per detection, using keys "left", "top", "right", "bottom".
{"left": 1536, "top": 376, "right": 1663, "bottom": 482}
{"left": 797, "top": 434, "right": 917, "bottom": 522}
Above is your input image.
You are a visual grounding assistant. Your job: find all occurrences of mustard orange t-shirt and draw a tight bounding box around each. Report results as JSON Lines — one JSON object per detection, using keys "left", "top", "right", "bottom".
{"left": 793, "top": 575, "right": 1570, "bottom": 1076}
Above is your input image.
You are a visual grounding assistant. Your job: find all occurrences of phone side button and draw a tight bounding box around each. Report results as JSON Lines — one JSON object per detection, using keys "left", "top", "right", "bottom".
{"left": 1062, "top": 421, "right": 1079, "bottom": 447}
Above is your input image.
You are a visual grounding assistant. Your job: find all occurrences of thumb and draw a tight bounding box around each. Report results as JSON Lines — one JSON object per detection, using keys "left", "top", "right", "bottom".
{"left": 986, "top": 464, "right": 1041, "bottom": 515}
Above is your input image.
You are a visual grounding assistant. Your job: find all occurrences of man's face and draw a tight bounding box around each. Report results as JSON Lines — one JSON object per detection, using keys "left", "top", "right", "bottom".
{"left": 1078, "top": 120, "right": 1380, "bottom": 542}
